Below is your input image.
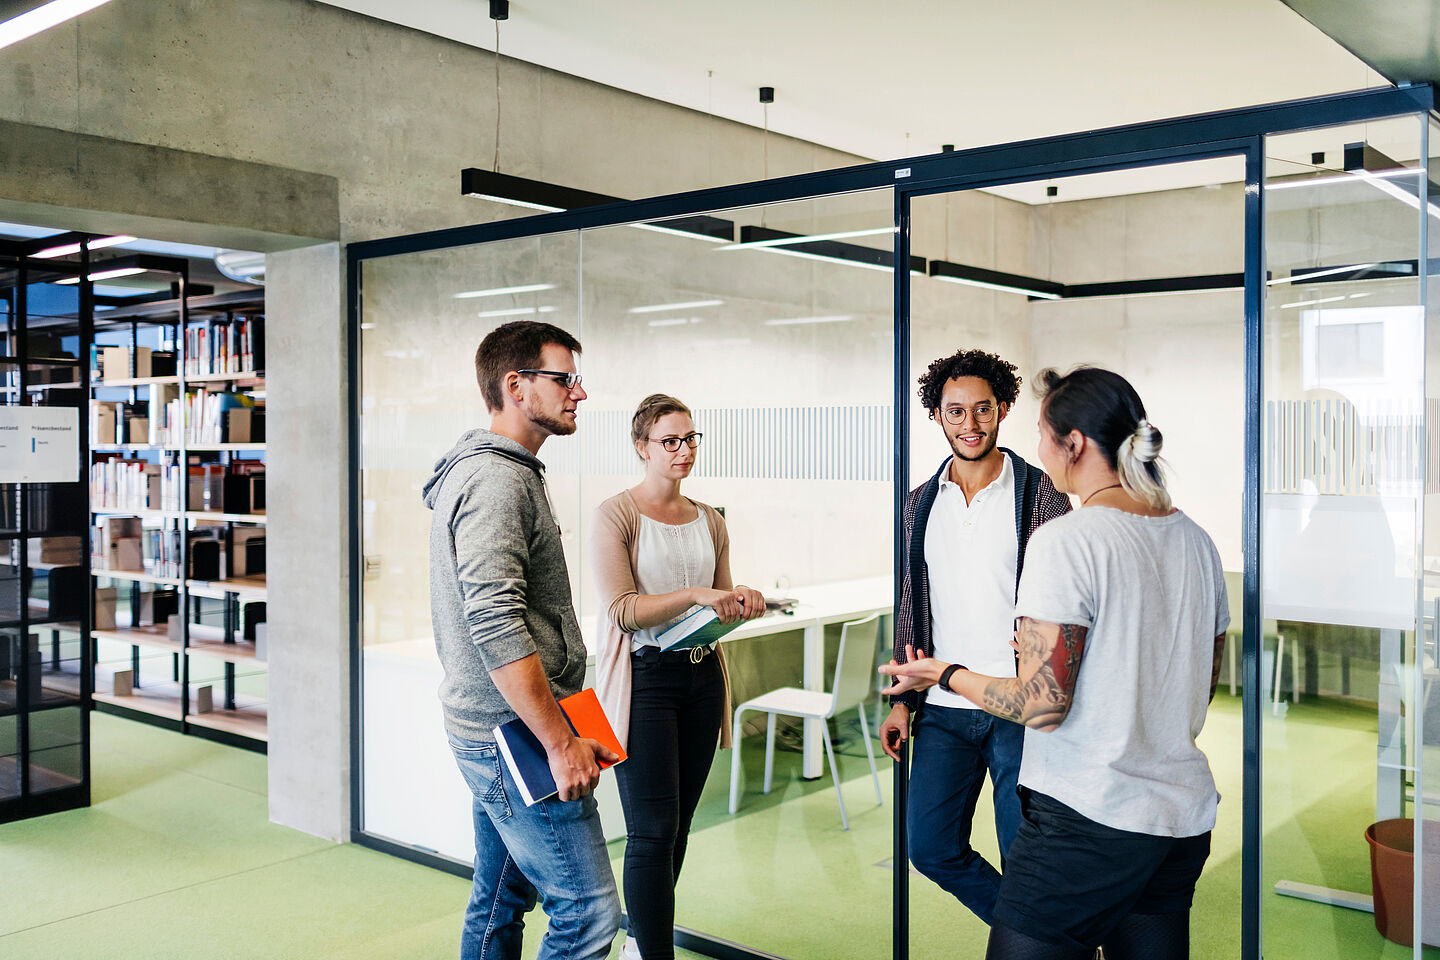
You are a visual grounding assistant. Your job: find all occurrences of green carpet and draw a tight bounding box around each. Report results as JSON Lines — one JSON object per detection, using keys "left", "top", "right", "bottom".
{"left": 0, "top": 714, "right": 697, "bottom": 960}
{"left": 3, "top": 695, "right": 1436, "bottom": 958}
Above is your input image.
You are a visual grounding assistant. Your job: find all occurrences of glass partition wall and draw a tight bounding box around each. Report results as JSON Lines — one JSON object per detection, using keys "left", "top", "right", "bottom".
{"left": 358, "top": 192, "right": 898, "bottom": 957}
{"left": 1261, "top": 115, "right": 1437, "bottom": 959}
{"left": 351, "top": 86, "right": 1437, "bottom": 960}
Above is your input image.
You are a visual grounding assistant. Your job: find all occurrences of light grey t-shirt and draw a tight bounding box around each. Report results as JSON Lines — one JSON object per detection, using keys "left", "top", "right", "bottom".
{"left": 1014, "top": 506, "right": 1229, "bottom": 837}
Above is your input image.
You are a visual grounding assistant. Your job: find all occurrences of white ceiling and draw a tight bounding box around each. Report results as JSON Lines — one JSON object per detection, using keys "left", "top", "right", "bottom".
{"left": 323, "top": 0, "right": 1390, "bottom": 202}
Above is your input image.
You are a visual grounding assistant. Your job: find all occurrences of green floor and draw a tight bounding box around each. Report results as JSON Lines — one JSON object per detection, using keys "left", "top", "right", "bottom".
{"left": 0, "top": 715, "right": 699, "bottom": 960}
{"left": 1, "top": 695, "right": 1434, "bottom": 958}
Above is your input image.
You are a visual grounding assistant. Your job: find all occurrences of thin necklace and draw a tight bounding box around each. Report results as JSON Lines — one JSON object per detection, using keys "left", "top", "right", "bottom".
{"left": 1082, "top": 482, "right": 1123, "bottom": 506}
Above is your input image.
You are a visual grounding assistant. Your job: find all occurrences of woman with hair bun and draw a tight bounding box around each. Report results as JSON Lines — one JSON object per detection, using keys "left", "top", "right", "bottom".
{"left": 882, "top": 366, "right": 1229, "bottom": 959}
{"left": 590, "top": 394, "right": 764, "bottom": 960}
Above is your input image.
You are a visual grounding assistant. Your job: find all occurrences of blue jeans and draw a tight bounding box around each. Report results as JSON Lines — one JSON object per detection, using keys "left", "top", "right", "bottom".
{"left": 907, "top": 704, "right": 1024, "bottom": 925}
{"left": 448, "top": 735, "right": 621, "bottom": 960}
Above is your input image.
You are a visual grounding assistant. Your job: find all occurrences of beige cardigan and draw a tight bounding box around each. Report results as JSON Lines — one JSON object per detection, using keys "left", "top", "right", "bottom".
{"left": 590, "top": 490, "right": 735, "bottom": 751}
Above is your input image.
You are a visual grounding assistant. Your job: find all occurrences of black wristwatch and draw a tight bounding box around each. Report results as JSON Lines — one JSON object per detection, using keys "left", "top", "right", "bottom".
{"left": 938, "top": 663, "right": 965, "bottom": 693}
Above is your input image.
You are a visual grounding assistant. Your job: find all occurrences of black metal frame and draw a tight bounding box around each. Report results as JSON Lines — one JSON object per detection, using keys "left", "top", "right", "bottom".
{"left": 0, "top": 240, "right": 94, "bottom": 823}
{"left": 346, "top": 83, "right": 1437, "bottom": 960}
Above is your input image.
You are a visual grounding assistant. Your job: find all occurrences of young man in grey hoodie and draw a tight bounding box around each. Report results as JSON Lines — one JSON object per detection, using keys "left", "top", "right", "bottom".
{"left": 423, "top": 320, "right": 621, "bottom": 960}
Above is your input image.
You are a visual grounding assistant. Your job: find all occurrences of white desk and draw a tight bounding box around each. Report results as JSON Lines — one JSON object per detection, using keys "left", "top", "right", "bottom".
{"left": 360, "top": 575, "right": 895, "bottom": 860}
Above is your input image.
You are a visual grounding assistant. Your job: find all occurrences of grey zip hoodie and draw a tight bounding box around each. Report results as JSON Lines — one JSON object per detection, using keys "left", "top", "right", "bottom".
{"left": 422, "top": 428, "right": 586, "bottom": 742}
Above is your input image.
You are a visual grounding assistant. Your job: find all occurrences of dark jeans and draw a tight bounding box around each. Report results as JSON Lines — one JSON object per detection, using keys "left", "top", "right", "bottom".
{"left": 993, "top": 789, "right": 1211, "bottom": 954}
{"left": 907, "top": 703, "right": 1025, "bottom": 925}
{"left": 614, "top": 647, "right": 725, "bottom": 960}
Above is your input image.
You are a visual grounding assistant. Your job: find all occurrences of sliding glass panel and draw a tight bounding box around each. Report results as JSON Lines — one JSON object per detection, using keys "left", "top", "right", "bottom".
{"left": 1262, "top": 114, "right": 1430, "bottom": 960}
{"left": 357, "top": 191, "right": 897, "bottom": 957}
{"left": 907, "top": 156, "right": 1246, "bottom": 958}
{"left": 578, "top": 191, "right": 895, "bottom": 957}
{"left": 1421, "top": 115, "right": 1440, "bottom": 958}
{"left": 357, "top": 234, "right": 580, "bottom": 858}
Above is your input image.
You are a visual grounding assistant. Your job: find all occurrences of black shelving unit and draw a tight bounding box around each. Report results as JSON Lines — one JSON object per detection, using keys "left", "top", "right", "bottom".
{"left": 88, "top": 284, "right": 268, "bottom": 753}
{"left": 0, "top": 237, "right": 94, "bottom": 823}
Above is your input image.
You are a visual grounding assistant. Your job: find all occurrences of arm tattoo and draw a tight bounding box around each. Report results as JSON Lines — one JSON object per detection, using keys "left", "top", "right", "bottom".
{"left": 1209, "top": 634, "right": 1226, "bottom": 702}
{"left": 982, "top": 620, "right": 1087, "bottom": 730}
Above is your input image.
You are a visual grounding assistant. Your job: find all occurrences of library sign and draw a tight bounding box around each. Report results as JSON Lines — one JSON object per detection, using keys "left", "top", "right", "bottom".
{"left": 0, "top": 407, "right": 79, "bottom": 483}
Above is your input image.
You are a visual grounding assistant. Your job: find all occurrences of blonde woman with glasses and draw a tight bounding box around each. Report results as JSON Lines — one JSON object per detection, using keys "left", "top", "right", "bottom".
{"left": 591, "top": 393, "right": 764, "bottom": 960}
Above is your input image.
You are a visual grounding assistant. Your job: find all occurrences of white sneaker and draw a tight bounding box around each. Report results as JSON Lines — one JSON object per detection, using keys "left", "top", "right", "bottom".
{"left": 619, "top": 934, "right": 643, "bottom": 960}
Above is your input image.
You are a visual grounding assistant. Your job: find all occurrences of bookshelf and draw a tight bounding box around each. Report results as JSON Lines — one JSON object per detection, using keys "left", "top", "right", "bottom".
{"left": 88, "top": 283, "right": 268, "bottom": 752}
{"left": 0, "top": 235, "right": 95, "bottom": 823}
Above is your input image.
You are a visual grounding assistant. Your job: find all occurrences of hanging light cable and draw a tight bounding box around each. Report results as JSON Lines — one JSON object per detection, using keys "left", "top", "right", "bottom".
{"left": 490, "top": 0, "right": 508, "bottom": 172}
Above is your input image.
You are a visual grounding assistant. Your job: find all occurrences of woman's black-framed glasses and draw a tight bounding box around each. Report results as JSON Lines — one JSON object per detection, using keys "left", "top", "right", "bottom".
{"left": 518, "top": 369, "right": 584, "bottom": 390}
{"left": 649, "top": 432, "right": 703, "bottom": 453}
{"left": 941, "top": 402, "right": 997, "bottom": 425}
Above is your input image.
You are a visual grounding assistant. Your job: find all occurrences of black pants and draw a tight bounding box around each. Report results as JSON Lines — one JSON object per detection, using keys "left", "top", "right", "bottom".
{"left": 991, "top": 789, "right": 1211, "bottom": 956}
{"left": 614, "top": 647, "right": 725, "bottom": 960}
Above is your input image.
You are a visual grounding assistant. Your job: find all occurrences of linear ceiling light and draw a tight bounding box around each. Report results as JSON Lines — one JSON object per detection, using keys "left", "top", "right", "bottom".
{"left": 927, "top": 260, "right": 1063, "bottom": 300}
{"left": 628, "top": 299, "right": 723, "bottom": 314}
{"left": 717, "top": 227, "right": 895, "bottom": 251}
{"left": 461, "top": 168, "right": 610, "bottom": 212}
{"left": 646, "top": 317, "right": 703, "bottom": 327}
{"left": 55, "top": 266, "right": 147, "bottom": 284}
{"left": 476, "top": 305, "right": 557, "bottom": 318}
{"left": 1263, "top": 168, "right": 1418, "bottom": 192}
{"left": 1343, "top": 142, "right": 1440, "bottom": 220}
{"left": 1267, "top": 263, "right": 1377, "bottom": 286}
{"left": 454, "top": 283, "right": 556, "bottom": 299}
{"left": 1288, "top": 261, "right": 1416, "bottom": 284}
{"left": 460, "top": 168, "right": 735, "bottom": 242}
{"left": 763, "top": 315, "right": 854, "bottom": 326}
{"left": 732, "top": 225, "right": 925, "bottom": 275}
{"left": 1280, "top": 295, "right": 1347, "bottom": 309}
{"left": 31, "top": 233, "right": 135, "bottom": 259}
{"left": 0, "top": 0, "right": 113, "bottom": 51}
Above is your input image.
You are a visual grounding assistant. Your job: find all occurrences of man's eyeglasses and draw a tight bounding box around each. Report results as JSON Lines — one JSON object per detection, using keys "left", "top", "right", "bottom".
{"left": 649, "top": 432, "right": 703, "bottom": 453}
{"left": 941, "top": 403, "right": 997, "bottom": 425}
{"left": 518, "top": 369, "right": 583, "bottom": 390}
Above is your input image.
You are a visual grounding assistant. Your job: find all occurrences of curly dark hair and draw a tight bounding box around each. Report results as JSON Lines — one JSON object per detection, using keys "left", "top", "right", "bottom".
{"left": 917, "top": 348, "right": 1022, "bottom": 415}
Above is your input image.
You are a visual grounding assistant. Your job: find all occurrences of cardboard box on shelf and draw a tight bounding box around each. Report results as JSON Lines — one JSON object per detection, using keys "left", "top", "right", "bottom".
{"left": 110, "top": 538, "right": 143, "bottom": 573}
{"left": 108, "top": 668, "right": 132, "bottom": 697}
{"left": 94, "top": 586, "right": 117, "bottom": 631}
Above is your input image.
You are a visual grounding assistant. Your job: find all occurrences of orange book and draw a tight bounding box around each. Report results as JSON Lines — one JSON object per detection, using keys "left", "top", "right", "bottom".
{"left": 493, "top": 687, "right": 627, "bottom": 806}
{"left": 559, "top": 688, "right": 628, "bottom": 768}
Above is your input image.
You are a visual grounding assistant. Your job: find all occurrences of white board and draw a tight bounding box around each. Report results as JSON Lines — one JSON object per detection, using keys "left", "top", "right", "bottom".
{"left": 1262, "top": 492, "right": 1416, "bottom": 630}
{"left": 0, "top": 406, "right": 80, "bottom": 483}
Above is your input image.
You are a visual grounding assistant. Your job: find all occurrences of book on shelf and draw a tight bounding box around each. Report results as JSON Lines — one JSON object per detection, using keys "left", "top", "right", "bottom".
{"left": 185, "top": 317, "right": 264, "bottom": 377}
{"left": 90, "top": 456, "right": 181, "bottom": 512}
{"left": 655, "top": 604, "right": 745, "bottom": 651}
{"left": 230, "top": 527, "right": 265, "bottom": 577}
{"left": 184, "top": 388, "right": 260, "bottom": 445}
{"left": 146, "top": 383, "right": 180, "bottom": 444}
{"left": 493, "top": 688, "right": 627, "bottom": 807}
{"left": 91, "top": 516, "right": 143, "bottom": 572}
{"left": 184, "top": 459, "right": 264, "bottom": 515}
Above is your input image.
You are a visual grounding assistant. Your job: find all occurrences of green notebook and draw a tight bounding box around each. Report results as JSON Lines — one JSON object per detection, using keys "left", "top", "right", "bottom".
{"left": 657, "top": 604, "right": 744, "bottom": 650}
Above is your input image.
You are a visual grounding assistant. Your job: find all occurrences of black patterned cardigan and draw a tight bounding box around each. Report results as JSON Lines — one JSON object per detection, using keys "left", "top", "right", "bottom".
{"left": 890, "top": 448, "right": 1072, "bottom": 715}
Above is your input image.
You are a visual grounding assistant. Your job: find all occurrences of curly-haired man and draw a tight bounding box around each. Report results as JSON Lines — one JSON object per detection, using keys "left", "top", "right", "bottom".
{"left": 879, "top": 348, "right": 1070, "bottom": 925}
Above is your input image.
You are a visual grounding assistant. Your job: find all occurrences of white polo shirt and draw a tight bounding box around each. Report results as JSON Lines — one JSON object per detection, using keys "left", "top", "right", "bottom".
{"left": 924, "top": 455, "right": 1019, "bottom": 709}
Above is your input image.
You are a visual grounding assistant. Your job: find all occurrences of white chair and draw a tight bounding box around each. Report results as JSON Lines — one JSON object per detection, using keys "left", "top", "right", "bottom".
{"left": 728, "top": 613, "right": 884, "bottom": 831}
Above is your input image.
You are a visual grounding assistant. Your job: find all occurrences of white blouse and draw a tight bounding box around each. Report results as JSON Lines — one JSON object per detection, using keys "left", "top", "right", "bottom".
{"left": 629, "top": 512, "right": 717, "bottom": 650}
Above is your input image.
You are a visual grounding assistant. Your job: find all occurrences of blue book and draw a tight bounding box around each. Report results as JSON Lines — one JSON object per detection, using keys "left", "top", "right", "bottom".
{"left": 656, "top": 604, "right": 744, "bottom": 651}
{"left": 492, "top": 689, "right": 625, "bottom": 807}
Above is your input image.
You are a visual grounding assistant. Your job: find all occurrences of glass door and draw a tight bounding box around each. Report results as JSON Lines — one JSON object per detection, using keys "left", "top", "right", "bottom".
{"left": 902, "top": 156, "right": 1248, "bottom": 958}
{"left": 1261, "top": 113, "right": 1436, "bottom": 960}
